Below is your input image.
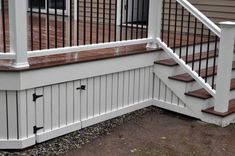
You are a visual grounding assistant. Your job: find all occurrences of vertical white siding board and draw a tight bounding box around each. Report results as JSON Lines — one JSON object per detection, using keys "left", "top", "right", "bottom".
{"left": 51, "top": 85, "right": 59, "bottom": 129}
{"left": 87, "top": 78, "right": 94, "bottom": 118}
{"left": 81, "top": 79, "right": 88, "bottom": 120}
{"left": 139, "top": 68, "right": 145, "bottom": 102}
{"left": 0, "top": 91, "right": 7, "bottom": 139}
{"left": 117, "top": 72, "right": 124, "bottom": 109}
{"left": 93, "top": 77, "right": 100, "bottom": 116}
{"left": 17, "top": 91, "right": 27, "bottom": 139}
{"left": 106, "top": 74, "right": 113, "bottom": 112}
{"left": 66, "top": 82, "right": 74, "bottom": 124}
{"left": 123, "top": 71, "right": 129, "bottom": 107}
{"left": 128, "top": 70, "right": 135, "bottom": 105}
{"left": 166, "top": 87, "right": 172, "bottom": 103}
{"left": 26, "top": 89, "right": 35, "bottom": 137}
{"left": 7, "top": 91, "right": 18, "bottom": 140}
{"left": 153, "top": 75, "right": 159, "bottom": 99}
{"left": 59, "top": 84, "right": 67, "bottom": 127}
{"left": 148, "top": 67, "right": 154, "bottom": 100}
{"left": 35, "top": 88, "right": 44, "bottom": 134}
{"left": 100, "top": 76, "right": 107, "bottom": 114}
{"left": 74, "top": 80, "right": 81, "bottom": 122}
{"left": 134, "top": 69, "right": 140, "bottom": 103}
{"left": 43, "top": 86, "right": 52, "bottom": 132}
{"left": 144, "top": 67, "right": 150, "bottom": 101}
{"left": 179, "top": 99, "right": 185, "bottom": 107}
{"left": 159, "top": 80, "right": 166, "bottom": 101}
{"left": 172, "top": 93, "right": 179, "bottom": 106}
{"left": 112, "top": 73, "right": 118, "bottom": 111}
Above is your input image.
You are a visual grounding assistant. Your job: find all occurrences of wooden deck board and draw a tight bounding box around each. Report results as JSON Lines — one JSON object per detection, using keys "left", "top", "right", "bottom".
{"left": 0, "top": 14, "right": 212, "bottom": 71}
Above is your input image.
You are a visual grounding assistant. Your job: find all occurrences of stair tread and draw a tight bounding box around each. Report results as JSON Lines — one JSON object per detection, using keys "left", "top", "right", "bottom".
{"left": 169, "top": 61, "right": 235, "bottom": 82}
{"left": 155, "top": 51, "right": 217, "bottom": 66}
{"left": 185, "top": 78, "right": 235, "bottom": 99}
{"left": 202, "top": 99, "right": 235, "bottom": 117}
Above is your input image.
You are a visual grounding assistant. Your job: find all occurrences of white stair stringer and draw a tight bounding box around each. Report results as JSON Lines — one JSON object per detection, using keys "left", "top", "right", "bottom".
{"left": 152, "top": 74, "right": 199, "bottom": 118}
{"left": 153, "top": 64, "right": 214, "bottom": 120}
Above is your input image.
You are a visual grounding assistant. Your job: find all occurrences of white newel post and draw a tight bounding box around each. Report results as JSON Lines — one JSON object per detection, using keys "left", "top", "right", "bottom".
{"left": 146, "top": 0, "right": 162, "bottom": 49}
{"left": 214, "top": 22, "right": 235, "bottom": 113}
{"left": 8, "top": 0, "right": 29, "bottom": 68}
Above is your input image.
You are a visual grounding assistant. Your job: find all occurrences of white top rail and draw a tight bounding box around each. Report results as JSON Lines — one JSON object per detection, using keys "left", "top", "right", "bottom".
{"left": 177, "top": 0, "right": 221, "bottom": 37}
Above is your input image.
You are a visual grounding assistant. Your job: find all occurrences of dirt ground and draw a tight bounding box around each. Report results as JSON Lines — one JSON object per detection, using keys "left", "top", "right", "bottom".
{"left": 65, "top": 108, "right": 235, "bottom": 156}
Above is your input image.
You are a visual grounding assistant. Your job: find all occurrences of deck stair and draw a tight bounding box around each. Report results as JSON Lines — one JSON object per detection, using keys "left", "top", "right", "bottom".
{"left": 153, "top": 42, "right": 235, "bottom": 127}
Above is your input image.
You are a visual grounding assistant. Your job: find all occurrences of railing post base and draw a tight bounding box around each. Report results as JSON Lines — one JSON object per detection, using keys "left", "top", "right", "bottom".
{"left": 146, "top": 43, "right": 159, "bottom": 49}
{"left": 11, "top": 62, "right": 30, "bottom": 68}
{"left": 214, "top": 21, "right": 235, "bottom": 113}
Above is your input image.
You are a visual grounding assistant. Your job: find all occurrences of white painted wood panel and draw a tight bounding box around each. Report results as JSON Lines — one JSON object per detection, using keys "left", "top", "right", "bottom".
{"left": 81, "top": 79, "right": 88, "bottom": 120}
{"left": 35, "top": 88, "right": 44, "bottom": 134}
{"left": 17, "top": 91, "right": 27, "bottom": 139}
{"left": 87, "top": 78, "right": 94, "bottom": 118}
{"left": 51, "top": 85, "right": 59, "bottom": 129}
{"left": 74, "top": 80, "right": 81, "bottom": 121}
{"left": 59, "top": 84, "right": 67, "bottom": 127}
{"left": 0, "top": 91, "right": 7, "bottom": 140}
{"left": 43, "top": 86, "right": 52, "bottom": 132}
{"left": 67, "top": 82, "right": 74, "bottom": 124}
{"left": 7, "top": 91, "right": 18, "bottom": 140}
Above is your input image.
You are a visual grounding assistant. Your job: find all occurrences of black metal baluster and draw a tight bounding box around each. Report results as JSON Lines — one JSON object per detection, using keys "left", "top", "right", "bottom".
{"left": 141, "top": 0, "right": 145, "bottom": 38}
{"left": 108, "top": 0, "right": 112, "bottom": 42}
{"left": 131, "top": 0, "right": 134, "bottom": 39}
{"left": 205, "top": 30, "right": 211, "bottom": 82}
{"left": 84, "top": 0, "right": 86, "bottom": 45}
{"left": 47, "top": 0, "right": 50, "bottom": 49}
{"left": 161, "top": 0, "right": 165, "bottom": 41}
{"left": 192, "top": 18, "right": 197, "bottom": 70}
{"left": 145, "top": 0, "right": 149, "bottom": 38}
{"left": 120, "top": 0, "right": 123, "bottom": 41}
{"left": 70, "top": 0, "right": 73, "bottom": 46}
{"left": 30, "top": 0, "right": 34, "bottom": 51}
{"left": 173, "top": 2, "right": 178, "bottom": 51}
{"left": 77, "top": 0, "right": 80, "bottom": 45}
{"left": 212, "top": 36, "right": 218, "bottom": 88}
{"left": 198, "top": 24, "right": 204, "bottom": 76}
{"left": 39, "top": 0, "right": 42, "bottom": 50}
{"left": 62, "top": 0, "right": 65, "bottom": 47}
{"left": 136, "top": 0, "right": 140, "bottom": 39}
{"left": 90, "top": 0, "right": 93, "bottom": 44}
{"left": 102, "top": 0, "right": 105, "bottom": 43}
{"left": 114, "top": 0, "right": 117, "bottom": 41}
{"left": 125, "top": 0, "right": 129, "bottom": 40}
{"left": 96, "top": 0, "right": 99, "bottom": 43}
{"left": 185, "top": 13, "right": 191, "bottom": 64}
{"left": 179, "top": 6, "right": 184, "bottom": 58}
{"left": 55, "top": 0, "right": 58, "bottom": 48}
{"left": 167, "top": 0, "right": 172, "bottom": 45}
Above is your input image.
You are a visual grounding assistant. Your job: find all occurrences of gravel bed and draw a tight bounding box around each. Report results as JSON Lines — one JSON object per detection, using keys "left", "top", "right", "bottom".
{"left": 0, "top": 106, "right": 159, "bottom": 156}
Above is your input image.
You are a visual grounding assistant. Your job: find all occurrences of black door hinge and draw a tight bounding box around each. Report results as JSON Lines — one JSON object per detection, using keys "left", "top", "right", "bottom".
{"left": 33, "top": 93, "right": 43, "bottom": 102}
{"left": 33, "top": 126, "right": 44, "bottom": 134}
{"left": 76, "top": 85, "right": 86, "bottom": 90}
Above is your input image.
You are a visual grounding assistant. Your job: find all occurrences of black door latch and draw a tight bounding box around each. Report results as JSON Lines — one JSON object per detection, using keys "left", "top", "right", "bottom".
{"left": 33, "top": 126, "right": 44, "bottom": 134}
{"left": 76, "top": 85, "right": 86, "bottom": 90}
{"left": 33, "top": 93, "right": 43, "bottom": 102}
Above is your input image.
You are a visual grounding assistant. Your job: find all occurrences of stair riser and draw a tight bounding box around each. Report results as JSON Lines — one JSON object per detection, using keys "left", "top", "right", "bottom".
{"left": 185, "top": 71, "right": 235, "bottom": 92}
{"left": 154, "top": 65, "right": 213, "bottom": 110}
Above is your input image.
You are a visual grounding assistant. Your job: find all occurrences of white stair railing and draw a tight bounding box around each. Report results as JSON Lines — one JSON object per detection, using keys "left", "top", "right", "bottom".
{"left": 156, "top": 0, "right": 235, "bottom": 113}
